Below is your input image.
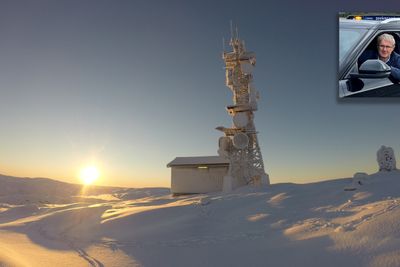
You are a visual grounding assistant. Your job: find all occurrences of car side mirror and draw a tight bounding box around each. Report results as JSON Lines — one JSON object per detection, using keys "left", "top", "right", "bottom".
{"left": 350, "top": 59, "right": 391, "bottom": 79}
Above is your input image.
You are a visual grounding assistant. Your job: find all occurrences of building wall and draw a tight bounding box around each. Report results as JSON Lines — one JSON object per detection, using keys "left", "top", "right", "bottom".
{"left": 171, "top": 166, "right": 228, "bottom": 194}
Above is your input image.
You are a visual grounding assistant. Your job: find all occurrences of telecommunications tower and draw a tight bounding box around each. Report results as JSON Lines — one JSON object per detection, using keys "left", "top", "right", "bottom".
{"left": 217, "top": 27, "right": 269, "bottom": 191}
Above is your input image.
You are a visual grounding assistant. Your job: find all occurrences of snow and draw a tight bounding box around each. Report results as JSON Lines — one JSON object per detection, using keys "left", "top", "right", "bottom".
{"left": 167, "top": 156, "right": 229, "bottom": 167}
{"left": 1, "top": 172, "right": 400, "bottom": 266}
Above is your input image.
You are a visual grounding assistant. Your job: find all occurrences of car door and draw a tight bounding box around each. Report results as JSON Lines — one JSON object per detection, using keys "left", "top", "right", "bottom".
{"left": 339, "top": 30, "right": 400, "bottom": 97}
{"left": 340, "top": 74, "right": 400, "bottom": 97}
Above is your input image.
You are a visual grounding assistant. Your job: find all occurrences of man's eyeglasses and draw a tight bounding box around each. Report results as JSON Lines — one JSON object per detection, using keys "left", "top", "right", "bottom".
{"left": 378, "top": 45, "right": 394, "bottom": 49}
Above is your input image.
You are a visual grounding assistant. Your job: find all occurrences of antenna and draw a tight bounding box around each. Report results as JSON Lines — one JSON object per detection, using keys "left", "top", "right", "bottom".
{"left": 230, "top": 20, "right": 233, "bottom": 41}
{"left": 235, "top": 26, "right": 239, "bottom": 39}
{"left": 222, "top": 37, "right": 225, "bottom": 52}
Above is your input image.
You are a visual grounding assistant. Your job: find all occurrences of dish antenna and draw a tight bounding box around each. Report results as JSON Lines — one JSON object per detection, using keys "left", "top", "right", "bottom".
{"left": 232, "top": 112, "right": 248, "bottom": 128}
{"left": 240, "top": 62, "right": 253, "bottom": 74}
{"left": 233, "top": 132, "right": 249, "bottom": 149}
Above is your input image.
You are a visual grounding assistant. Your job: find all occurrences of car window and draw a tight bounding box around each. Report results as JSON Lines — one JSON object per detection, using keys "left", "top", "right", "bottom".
{"left": 357, "top": 32, "right": 400, "bottom": 68}
{"left": 359, "top": 32, "right": 400, "bottom": 53}
{"left": 339, "top": 28, "right": 367, "bottom": 65}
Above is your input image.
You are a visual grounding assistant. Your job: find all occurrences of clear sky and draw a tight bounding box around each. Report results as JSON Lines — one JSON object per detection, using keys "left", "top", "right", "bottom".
{"left": 1, "top": 0, "right": 400, "bottom": 187}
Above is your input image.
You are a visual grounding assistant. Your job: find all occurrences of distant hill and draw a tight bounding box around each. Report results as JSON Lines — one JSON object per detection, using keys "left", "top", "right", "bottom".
{"left": 0, "top": 174, "right": 169, "bottom": 204}
{"left": 0, "top": 174, "right": 115, "bottom": 204}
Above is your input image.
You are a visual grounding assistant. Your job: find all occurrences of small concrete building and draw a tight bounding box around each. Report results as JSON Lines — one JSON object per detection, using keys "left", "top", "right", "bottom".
{"left": 167, "top": 156, "right": 229, "bottom": 195}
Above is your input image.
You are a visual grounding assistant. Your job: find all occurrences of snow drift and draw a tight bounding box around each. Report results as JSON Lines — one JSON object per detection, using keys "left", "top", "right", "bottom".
{"left": 0, "top": 172, "right": 400, "bottom": 266}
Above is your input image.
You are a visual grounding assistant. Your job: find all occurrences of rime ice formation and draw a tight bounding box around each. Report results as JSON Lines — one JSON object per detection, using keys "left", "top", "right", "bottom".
{"left": 353, "top": 172, "right": 368, "bottom": 185}
{"left": 216, "top": 29, "right": 269, "bottom": 191}
{"left": 377, "top": 145, "right": 397, "bottom": 171}
{"left": 344, "top": 172, "right": 369, "bottom": 191}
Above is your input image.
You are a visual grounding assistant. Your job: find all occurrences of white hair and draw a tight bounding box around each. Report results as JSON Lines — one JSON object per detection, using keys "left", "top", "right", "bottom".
{"left": 378, "top": 33, "right": 395, "bottom": 47}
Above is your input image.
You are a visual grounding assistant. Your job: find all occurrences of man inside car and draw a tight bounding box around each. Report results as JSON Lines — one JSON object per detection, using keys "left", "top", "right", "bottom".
{"left": 358, "top": 33, "right": 400, "bottom": 82}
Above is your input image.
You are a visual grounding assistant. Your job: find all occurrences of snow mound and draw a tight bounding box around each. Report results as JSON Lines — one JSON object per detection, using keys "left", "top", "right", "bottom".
{"left": 1, "top": 172, "right": 400, "bottom": 266}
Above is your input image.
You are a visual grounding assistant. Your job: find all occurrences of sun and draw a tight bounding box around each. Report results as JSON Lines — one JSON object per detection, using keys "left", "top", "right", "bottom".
{"left": 80, "top": 166, "right": 100, "bottom": 185}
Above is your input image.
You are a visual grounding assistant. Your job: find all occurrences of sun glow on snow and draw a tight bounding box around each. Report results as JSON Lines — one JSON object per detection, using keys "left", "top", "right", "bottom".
{"left": 80, "top": 166, "right": 100, "bottom": 185}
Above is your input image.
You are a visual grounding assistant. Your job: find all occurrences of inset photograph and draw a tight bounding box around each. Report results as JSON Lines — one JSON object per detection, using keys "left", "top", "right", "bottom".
{"left": 339, "top": 12, "right": 400, "bottom": 97}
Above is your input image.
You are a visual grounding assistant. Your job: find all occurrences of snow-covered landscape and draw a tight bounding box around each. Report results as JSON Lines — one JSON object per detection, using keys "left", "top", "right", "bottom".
{"left": 1, "top": 170, "right": 400, "bottom": 267}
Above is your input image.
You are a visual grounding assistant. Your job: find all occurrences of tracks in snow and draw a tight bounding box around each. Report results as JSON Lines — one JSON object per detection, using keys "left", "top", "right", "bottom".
{"left": 73, "top": 246, "right": 104, "bottom": 267}
{"left": 35, "top": 213, "right": 104, "bottom": 267}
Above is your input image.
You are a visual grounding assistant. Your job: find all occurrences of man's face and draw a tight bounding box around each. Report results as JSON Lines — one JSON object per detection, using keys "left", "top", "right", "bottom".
{"left": 378, "top": 39, "right": 394, "bottom": 60}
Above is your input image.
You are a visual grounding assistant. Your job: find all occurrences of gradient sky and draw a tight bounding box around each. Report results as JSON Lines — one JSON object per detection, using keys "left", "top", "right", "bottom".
{"left": 1, "top": 0, "right": 400, "bottom": 187}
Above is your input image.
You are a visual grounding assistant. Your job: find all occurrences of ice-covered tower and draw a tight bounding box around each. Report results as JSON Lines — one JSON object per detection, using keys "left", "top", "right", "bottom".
{"left": 217, "top": 29, "right": 269, "bottom": 191}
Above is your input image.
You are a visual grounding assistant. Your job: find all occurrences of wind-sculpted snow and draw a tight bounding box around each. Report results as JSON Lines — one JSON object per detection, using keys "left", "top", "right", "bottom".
{"left": 377, "top": 145, "right": 397, "bottom": 171}
{"left": 1, "top": 172, "right": 400, "bottom": 266}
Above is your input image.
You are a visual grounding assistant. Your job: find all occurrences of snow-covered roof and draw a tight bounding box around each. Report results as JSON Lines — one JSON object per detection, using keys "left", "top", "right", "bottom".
{"left": 167, "top": 156, "right": 229, "bottom": 167}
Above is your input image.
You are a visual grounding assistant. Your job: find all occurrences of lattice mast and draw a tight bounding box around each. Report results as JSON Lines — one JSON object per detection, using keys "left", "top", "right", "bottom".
{"left": 217, "top": 27, "right": 269, "bottom": 191}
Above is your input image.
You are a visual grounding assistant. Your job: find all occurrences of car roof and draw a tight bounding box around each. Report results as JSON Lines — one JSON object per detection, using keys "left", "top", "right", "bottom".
{"left": 339, "top": 18, "right": 380, "bottom": 29}
{"left": 340, "top": 18, "right": 400, "bottom": 29}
